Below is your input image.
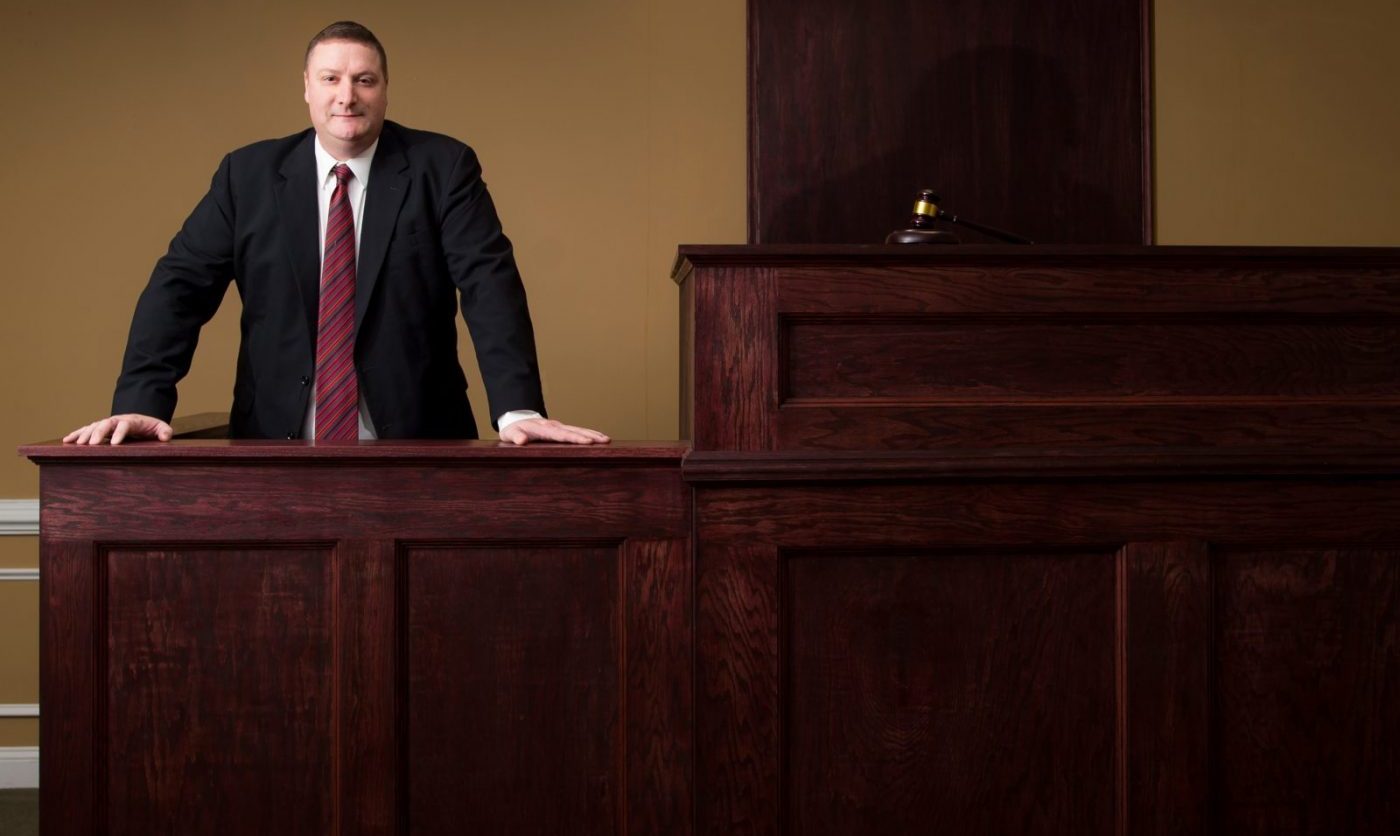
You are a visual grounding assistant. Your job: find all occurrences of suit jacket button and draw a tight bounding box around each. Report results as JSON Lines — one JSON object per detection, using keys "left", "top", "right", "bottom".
{"left": 286, "top": 431, "right": 297, "bottom": 440}
{"left": 300, "top": 376, "right": 310, "bottom": 386}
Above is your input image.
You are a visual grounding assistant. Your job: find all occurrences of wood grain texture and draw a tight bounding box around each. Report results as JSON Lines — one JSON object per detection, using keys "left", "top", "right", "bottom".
{"left": 694, "top": 480, "right": 1400, "bottom": 548}
{"left": 625, "top": 539, "right": 694, "bottom": 836}
{"left": 784, "top": 549, "right": 1116, "bottom": 834}
{"left": 39, "top": 538, "right": 96, "bottom": 836}
{"left": 681, "top": 269, "right": 696, "bottom": 442}
{"left": 772, "top": 257, "right": 1400, "bottom": 316}
{"left": 1215, "top": 547, "right": 1400, "bottom": 834}
{"left": 682, "top": 448, "right": 1400, "bottom": 483}
{"left": 104, "top": 547, "right": 334, "bottom": 836}
{"left": 784, "top": 319, "right": 1400, "bottom": 400}
{"left": 21, "top": 440, "right": 690, "bottom": 462}
{"left": 776, "top": 402, "right": 1400, "bottom": 451}
{"left": 690, "top": 267, "right": 778, "bottom": 451}
{"left": 694, "top": 477, "right": 1400, "bottom": 836}
{"left": 749, "top": 0, "right": 1150, "bottom": 244}
{"left": 1123, "top": 541, "right": 1210, "bottom": 836}
{"left": 675, "top": 246, "right": 1400, "bottom": 452}
{"left": 337, "top": 539, "right": 396, "bottom": 836}
{"left": 405, "top": 544, "right": 620, "bottom": 835}
{"left": 33, "top": 462, "right": 687, "bottom": 542}
{"left": 695, "top": 542, "right": 780, "bottom": 836}
{"left": 27, "top": 446, "right": 691, "bottom": 836}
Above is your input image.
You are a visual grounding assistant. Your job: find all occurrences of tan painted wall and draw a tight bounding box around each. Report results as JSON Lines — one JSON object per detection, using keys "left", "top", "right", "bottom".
{"left": 1155, "top": 0, "right": 1400, "bottom": 244}
{"left": 3, "top": 0, "right": 1399, "bottom": 752}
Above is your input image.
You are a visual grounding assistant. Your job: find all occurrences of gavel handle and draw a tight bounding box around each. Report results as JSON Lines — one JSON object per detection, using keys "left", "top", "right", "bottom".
{"left": 937, "top": 211, "right": 1034, "bottom": 245}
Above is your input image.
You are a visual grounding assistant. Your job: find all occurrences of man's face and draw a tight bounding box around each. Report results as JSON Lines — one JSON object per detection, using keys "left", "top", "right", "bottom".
{"left": 303, "top": 39, "right": 387, "bottom": 158}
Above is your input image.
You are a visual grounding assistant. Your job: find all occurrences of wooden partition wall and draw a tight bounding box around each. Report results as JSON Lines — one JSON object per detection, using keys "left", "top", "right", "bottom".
{"left": 748, "top": 1, "right": 1152, "bottom": 244}
{"left": 675, "top": 245, "right": 1400, "bottom": 834}
{"left": 24, "top": 244, "right": 1400, "bottom": 834}
{"left": 21, "top": 442, "right": 691, "bottom": 836}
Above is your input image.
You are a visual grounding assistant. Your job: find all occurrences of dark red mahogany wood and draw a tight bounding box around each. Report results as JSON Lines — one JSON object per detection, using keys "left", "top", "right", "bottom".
{"left": 678, "top": 244, "right": 1400, "bottom": 835}
{"left": 676, "top": 245, "right": 1400, "bottom": 453}
{"left": 748, "top": 0, "right": 1151, "bottom": 244}
{"left": 26, "top": 243, "right": 1400, "bottom": 834}
{"left": 22, "top": 441, "right": 691, "bottom": 836}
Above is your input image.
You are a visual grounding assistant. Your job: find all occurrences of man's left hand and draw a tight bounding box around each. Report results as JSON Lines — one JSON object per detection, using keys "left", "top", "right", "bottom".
{"left": 499, "top": 417, "right": 610, "bottom": 446}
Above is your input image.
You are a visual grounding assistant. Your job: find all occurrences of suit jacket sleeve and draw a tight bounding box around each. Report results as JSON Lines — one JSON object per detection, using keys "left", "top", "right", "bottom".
{"left": 112, "top": 155, "right": 237, "bottom": 421}
{"left": 438, "top": 144, "right": 546, "bottom": 427}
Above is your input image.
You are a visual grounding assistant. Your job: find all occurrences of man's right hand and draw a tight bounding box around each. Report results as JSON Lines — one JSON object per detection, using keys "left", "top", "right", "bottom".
{"left": 63, "top": 414, "right": 174, "bottom": 445}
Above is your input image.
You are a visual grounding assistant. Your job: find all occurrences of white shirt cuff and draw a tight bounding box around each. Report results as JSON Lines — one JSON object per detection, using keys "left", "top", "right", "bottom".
{"left": 496, "top": 410, "right": 542, "bottom": 432}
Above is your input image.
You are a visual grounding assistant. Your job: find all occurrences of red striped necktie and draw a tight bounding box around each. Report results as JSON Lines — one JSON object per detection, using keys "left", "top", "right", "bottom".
{"left": 315, "top": 163, "right": 358, "bottom": 441}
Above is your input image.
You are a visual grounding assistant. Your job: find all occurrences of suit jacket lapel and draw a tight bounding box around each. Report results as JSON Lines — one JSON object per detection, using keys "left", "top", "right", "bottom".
{"left": 275, "top": 132, "right": 321, "bottom": 353}
{"left": 356, "top": 125, "right": 410, "bottom": 332}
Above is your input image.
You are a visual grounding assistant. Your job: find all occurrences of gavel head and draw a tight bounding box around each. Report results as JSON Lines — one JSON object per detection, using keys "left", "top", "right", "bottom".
{"left": 910, "top": 189, "right": 942, "bottom": 228}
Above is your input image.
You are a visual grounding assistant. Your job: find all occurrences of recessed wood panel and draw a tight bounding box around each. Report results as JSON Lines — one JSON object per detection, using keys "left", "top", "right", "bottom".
{"left": 1215, "top": 547, "right": 1400, "bottom": 833}
{"left": 776, "top": 402, "right": 1400, "bottom": 451}
{"left": 104, "top": 547, "right": 334, "bottom": 836}
{"left": 405, "top": 544, "right": 621, "bottom": 835}
{"left": 785, "top": 549, "right": 1117, "bottom": 834}
{"left": 784, "top": 319, "right": 1400, "bottom": 401}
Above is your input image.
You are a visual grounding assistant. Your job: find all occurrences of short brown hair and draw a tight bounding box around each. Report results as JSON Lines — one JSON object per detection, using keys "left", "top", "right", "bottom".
{"left": 305, "top": 21, "right": 388, "bottom": 82}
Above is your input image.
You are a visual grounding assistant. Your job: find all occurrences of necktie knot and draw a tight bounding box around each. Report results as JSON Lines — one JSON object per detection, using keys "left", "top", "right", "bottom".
{"left": 332, "top": 163, "right": 352, "bottom": 186}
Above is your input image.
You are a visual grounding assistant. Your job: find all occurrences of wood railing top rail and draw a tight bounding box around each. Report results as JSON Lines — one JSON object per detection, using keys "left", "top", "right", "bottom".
{"left": 672, "top": 244, "right": 1400, "bottom": 280}
{"left": 19, "top": 439, "right": 690, "bottom": 464}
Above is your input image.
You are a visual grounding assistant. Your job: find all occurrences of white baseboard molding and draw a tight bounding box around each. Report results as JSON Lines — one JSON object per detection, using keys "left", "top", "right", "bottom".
{"left": 0, "top": 747, "right": 38, "bottom": 788}
{"left": 0, "top": 499, "right": 38, "bottom": 536}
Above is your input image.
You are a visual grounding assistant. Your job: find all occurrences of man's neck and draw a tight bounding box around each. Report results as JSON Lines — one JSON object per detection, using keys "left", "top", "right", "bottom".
{"left": 315, "top": 133, "right": 380, "bottom": 162}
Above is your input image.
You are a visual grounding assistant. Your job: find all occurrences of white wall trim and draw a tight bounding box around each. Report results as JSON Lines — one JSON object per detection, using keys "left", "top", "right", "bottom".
{"left": 0, "top": 568, "right": 38, "bottom": 582}
{"left": 0, "top": 499, "right": 39, "bottom": 536}
{"left": 0, "top": 746, "right": 39, "bottom": 788}
{"left": 0, "top": 704, "right": 38, "bottom": 718}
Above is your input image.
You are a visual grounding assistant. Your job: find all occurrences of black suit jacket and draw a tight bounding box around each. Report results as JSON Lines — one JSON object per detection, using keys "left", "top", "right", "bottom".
{"left": 113, "top": 121, "right": 546, "bottom": 439}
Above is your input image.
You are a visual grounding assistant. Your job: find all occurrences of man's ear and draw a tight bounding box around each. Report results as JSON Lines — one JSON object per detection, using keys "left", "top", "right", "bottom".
{"left": 303, "top": 72, "right": 311, "bottom": 104}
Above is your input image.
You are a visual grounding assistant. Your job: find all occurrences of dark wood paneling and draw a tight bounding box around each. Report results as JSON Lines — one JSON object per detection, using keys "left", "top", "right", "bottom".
{"left": 1216, "top": 547, "right": 1400, "bottom": 834}
{"left": 625, "top": 538, "right": 695, "bottom": 836}
{"left": 693, "top": 476, "right": 1400, "bottom": 836}
{"left": 1123, "top": 541, "right": 1210, "bottom": 836}
{"left": 39, "top": 538, "right": 96, "bottom": 836}
{"left": 784, "top": 318, "right": 1400, "bottom": 400}
{"left": 104, "top": 547, "right": 334, "bottom": 836}
{"left": 776, "top": 403, "right": 1400, "bottom": 451}
{"left": 695, "top": 480, "right": 1400, "bottom": 549}
{"left": 770, "top": 254, "right": 1400, "bottom": 316}
{"left": 337, "top": 539, "right": 397, "bottom": 836}
{"left": 785, "top": 549, "right": 1116, "bottom": 834}
{"left": 27, "top": 443, "right": 691, "bottom": 836}
{"left": 749, "top": 0, "right": 1150, "bottom": 243}
{"left": 35, "top": 462, "right": 688, "bottom": 542}
{"left": 677, "top": 247, "right": 1400, "bottom": 451}
{"left": 405, "top": 544, "right": 620, "bottom": 834}
{"left": 696, "top": 542, "right": 780, "bottom": 836}
{"left": 692, "top": 267, "right": 778, "bottom": 451}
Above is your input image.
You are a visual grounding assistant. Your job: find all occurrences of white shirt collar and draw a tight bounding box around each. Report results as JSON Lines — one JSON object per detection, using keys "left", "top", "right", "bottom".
{"left": 313, "top": 135, "right": 379, "bottom": 188}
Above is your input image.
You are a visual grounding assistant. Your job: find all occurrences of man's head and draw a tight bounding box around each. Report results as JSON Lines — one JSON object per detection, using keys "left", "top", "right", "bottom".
{"left": 303, "top": 21, "right": 388, "bottom": 159}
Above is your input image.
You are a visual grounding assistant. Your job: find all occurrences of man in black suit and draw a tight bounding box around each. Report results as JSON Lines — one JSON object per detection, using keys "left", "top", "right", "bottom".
{"left": 66, "top": 21, "right": 608, "bottom": 446}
